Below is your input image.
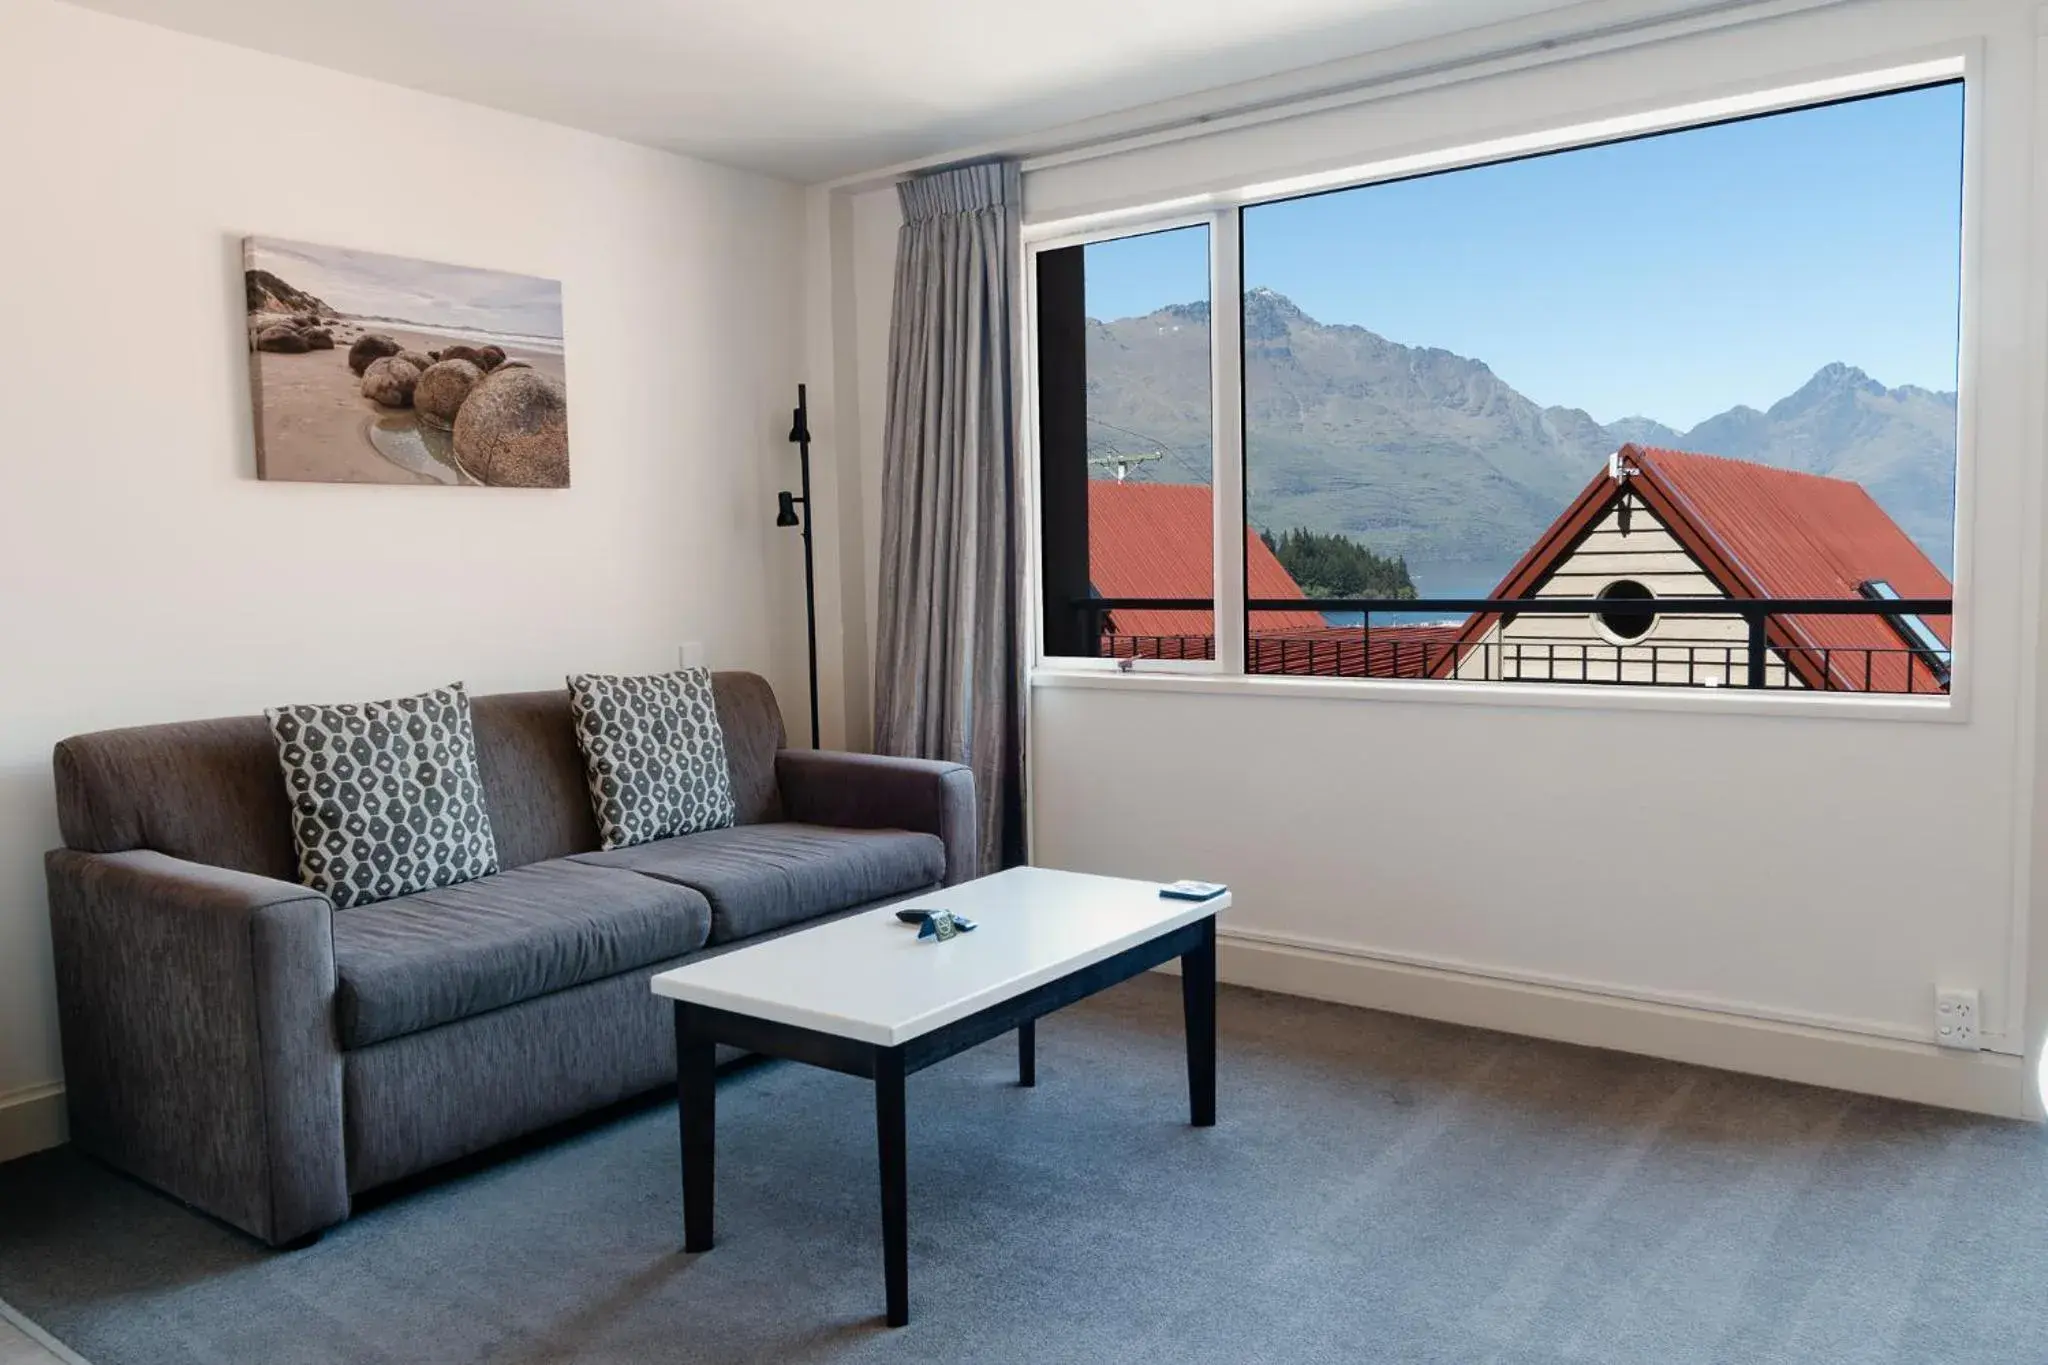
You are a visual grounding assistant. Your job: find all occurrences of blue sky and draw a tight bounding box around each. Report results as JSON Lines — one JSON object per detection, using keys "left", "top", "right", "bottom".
{"left": 1082, "top": 82, "right": 1963, "bottom": 430}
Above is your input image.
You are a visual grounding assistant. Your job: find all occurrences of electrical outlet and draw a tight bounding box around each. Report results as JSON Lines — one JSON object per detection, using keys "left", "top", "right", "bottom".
{"left": 677, "top": 642, "right": 707, "bottom": 670}
{"left": 1935, "top": 988, "right": 1980, "bottom": 1050}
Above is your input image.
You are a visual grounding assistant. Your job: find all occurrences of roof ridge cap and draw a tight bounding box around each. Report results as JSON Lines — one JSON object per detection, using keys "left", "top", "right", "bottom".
{"left": 1634, "top": 444, "right": 1869, "bottom": 489}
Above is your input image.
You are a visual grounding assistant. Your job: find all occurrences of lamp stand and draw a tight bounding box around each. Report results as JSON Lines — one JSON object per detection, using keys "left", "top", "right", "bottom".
{"left": 779, "top": 383, "right": 821, "bottom": 748}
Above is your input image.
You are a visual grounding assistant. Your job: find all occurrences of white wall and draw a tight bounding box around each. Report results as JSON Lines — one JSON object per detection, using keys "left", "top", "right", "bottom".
{"left": 0, "top": 0, "right": 807, "bottom": 1156}
{"left": 788, "top": 180, "right": 901, "bottom": 754}
{"left": 851, "top": 186, "right": 905, "bottom": 739}
{"left": 821, "top": 0, "right": 2048, "bottom": 1117}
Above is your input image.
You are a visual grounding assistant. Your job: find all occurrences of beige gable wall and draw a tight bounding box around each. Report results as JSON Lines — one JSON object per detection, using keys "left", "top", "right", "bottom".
{"left": 1450, "top": 490, "right": 1803, "bottom": 688}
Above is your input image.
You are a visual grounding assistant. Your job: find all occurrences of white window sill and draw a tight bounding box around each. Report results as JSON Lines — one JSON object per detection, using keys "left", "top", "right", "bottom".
{"left": 1028, "top": 664, "right": 1965, "bottom": 724}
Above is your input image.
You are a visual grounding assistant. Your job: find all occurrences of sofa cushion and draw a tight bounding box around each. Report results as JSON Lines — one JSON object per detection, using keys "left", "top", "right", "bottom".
{"left": 572, "top": 823, "right": 945, "bottom": 944}
{"left": 469, "top": 691, "right": 603, "bottom": 870}
{"left": 332, "top": 858, "right": 710, "bottom": 1048}
{"left": 265, "top": 683, "right": 499, "bottom": 910}
{"left": 53, "top": 714, "right": 300, "bottom": 880}
{"left": 710, "top": 671, "right": 785, "bottom": 826}
{"left": 567, "top": 669, "right": 737, "bottom": 850}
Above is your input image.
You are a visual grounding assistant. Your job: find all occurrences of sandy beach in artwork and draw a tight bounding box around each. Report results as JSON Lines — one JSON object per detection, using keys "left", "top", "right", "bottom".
{"left": 244, "top": 237, "right": 569, "bottom": 487}
{"left": 250, "top": 321, "right": 567, "bottom": 486}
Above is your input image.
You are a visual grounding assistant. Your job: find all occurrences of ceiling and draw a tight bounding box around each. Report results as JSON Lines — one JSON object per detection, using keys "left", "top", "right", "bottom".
{"left": 66, "top": 0, "right": 1621, "bottom": 182}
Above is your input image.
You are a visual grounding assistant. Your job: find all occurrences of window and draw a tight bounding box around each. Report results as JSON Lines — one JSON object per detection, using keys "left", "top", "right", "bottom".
{"left": 1860, "top": 579, "right": 1953, "bottom": 690}
{"left": 1033, "top": 76, "right": 1964, "bottom": 698}
{"left": 1596, "top": 582, "right": 1656, "bottom": 643}
{"left": 1035, "top": 224, "right": 1214, "bottom": 661}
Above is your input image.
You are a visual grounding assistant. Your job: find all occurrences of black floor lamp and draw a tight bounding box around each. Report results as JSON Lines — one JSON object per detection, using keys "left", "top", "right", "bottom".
{"left": 777, "top": 384, "right": 821, "bottom": 748}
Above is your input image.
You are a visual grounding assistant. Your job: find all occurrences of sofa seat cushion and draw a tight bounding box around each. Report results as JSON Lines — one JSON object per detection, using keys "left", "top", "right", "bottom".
{"left": 571, "top": 823, "right": 945, "bottom": 944}
{"left": 332, "top": 858, "right": 711, "bottom": 1048}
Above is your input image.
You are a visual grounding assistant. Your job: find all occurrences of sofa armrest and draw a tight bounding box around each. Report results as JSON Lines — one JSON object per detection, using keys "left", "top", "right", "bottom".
{"left": 774, "top": 750, "right": 978, "bottom": 885}
{"left": 45, "top": 848, "right": 348, "bottom": 1246}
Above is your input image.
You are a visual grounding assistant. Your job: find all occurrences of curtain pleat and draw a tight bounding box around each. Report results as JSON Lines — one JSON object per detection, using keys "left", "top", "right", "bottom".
{"left": 873, "top": 160, "right": 1024, "bottom": 875}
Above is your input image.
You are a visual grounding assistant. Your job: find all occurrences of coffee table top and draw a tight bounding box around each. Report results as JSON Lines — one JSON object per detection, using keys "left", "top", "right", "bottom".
{"left": 649, "top": 865, "right": 1228, "bottom": 1047}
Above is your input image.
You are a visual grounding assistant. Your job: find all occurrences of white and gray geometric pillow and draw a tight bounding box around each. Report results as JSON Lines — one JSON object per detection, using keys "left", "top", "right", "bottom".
{"left": 265, "top": 683, "right": 499, "bottom": 910}
{"left": 566, "top": 669, "right": 736, "bottom": 851}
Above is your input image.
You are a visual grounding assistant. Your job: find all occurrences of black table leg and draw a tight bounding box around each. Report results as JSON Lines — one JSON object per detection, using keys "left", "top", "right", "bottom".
{"left": 875, "top": 1046, "right": 909, "bottom": 1327}
{"left": 676, "top": 1002, "right": 716, "bottom": 1252}
{"left": 1181, "top": 915, "right": 1216, "bottom": 1127}
{"left": 1018, "top": 1020, "right": 1036, "bottom": 1087}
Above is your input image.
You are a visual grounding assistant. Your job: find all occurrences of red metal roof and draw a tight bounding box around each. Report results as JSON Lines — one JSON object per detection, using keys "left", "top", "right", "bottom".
{"left": 1433, "top": 445, "right": 1953, "bottom": 692}
{"left": 1103, "top": 623, "right": 1459, "bottom": 678}
{"left": 1087, "top": 481, "right": 1325, "bottom": 636}
{"left": 1247, "top": 624, "right": 1463, "bottom": 679}
{"left": 1635, "top": 447, "right": 1950, "bottom": 691}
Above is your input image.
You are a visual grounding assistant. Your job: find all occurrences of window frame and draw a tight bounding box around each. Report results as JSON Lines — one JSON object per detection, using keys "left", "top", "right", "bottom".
{"left": 1592, "top": 581, "right": 1659, "bottom": 647}
{"left": 1020, "top": 51, "right": 1977, "bottom": 723}
{"left": 1022, "top": 210, "right": 1240, "bottom": 677}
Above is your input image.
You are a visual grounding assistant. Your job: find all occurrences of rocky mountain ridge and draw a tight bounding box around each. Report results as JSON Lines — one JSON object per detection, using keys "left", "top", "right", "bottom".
{"left": 1085, "top": 289, "right": 1957, "bottom": 571}
{"left": 245, "top": 268, "right": 336, "bottom": 319}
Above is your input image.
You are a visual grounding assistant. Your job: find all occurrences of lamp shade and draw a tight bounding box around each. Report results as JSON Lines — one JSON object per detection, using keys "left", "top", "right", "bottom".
{"left": 775, "top": 491, "right": 800, "bottom": 527}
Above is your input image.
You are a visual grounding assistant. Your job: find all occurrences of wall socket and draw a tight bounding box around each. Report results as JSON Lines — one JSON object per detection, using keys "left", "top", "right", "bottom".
{"left": 1935, "top": 988, "right": 1980, "bottom": 1050}
{"left": 677, "top": 642, "right": 707, "bottom": 670}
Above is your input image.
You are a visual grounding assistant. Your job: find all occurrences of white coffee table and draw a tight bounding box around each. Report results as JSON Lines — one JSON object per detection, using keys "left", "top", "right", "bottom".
{"left": 649, "top": 865, "right": 1229, "bottom": 1327}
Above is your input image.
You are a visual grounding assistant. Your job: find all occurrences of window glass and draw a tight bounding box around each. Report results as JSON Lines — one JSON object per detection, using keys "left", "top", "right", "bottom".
{"left": 1233, "top": 83, "right": 1962, "bottom": 694}
{"left": 1035, "top": 225, "right": 1214, "bottom": 660}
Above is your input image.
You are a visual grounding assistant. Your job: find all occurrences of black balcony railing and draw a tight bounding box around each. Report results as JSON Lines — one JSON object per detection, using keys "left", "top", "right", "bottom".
{"left": 1070, "top": 595, "right": 1954, "bottom": 695}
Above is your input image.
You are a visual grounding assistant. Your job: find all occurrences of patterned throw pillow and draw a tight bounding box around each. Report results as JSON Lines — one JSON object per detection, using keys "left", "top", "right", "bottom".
{"left": 566, "top": 669, "right": 736, "bottom": 850}
{"left": 265, "top": 683, "right": 499, "bottom": 910}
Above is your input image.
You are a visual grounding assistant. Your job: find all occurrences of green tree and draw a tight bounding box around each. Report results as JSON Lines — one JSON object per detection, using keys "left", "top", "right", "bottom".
{"left": 1260, "top": 527, "right": 1417, "bottom": 600}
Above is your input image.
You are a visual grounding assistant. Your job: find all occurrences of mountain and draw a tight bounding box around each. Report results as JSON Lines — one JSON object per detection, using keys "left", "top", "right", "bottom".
{"left": 1667, "top": 363, "right": 1957, "bottom": 566}
{"left": 244, "top": 268, "right": 336, "bottom": 318}
{"left": 1084, "top": 289, "right": 1957, "bottom": 573}
{"left": 1603, "top": 415, "right": 1685, "bottom": 448}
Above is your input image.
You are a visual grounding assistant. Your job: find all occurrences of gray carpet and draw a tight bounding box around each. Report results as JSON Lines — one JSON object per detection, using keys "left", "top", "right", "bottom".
{"left": 2, "top": 977, "right": 2045, "bottom": 1365}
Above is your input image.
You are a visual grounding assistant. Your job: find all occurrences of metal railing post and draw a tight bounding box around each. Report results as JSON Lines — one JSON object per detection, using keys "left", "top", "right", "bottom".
{"left": 1745, "top": 607, "right": 1769, "bottom": 689}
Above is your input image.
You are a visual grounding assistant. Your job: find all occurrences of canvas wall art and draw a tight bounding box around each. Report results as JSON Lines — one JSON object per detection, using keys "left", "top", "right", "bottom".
{"left": 245, "top": 237, "right": 568, "bottom": 487}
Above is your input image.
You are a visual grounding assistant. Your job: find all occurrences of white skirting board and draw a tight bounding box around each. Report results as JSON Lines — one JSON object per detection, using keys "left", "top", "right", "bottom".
{"left": 0, "top": 1297, "right": 92, "bottom": 1365}
{"left": 0, "top": 1084, "right": 67, "bottom": 1165}
{"left": 1210, "top": 935, "right": 2043, "bottom": 1122}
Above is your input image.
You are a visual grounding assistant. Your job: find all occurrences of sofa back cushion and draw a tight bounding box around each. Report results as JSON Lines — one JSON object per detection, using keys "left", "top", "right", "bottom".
{"left": 467, "top": 690, "right": 603, "bottom": 868}
{"left": 53, "top": 670, "right": 789, "bottom": 874}
{"left": 53, "top": 715, "right": 300, "bottom": 879}
{"left": 710, "top": 669, "right": 785, "bottom": 827}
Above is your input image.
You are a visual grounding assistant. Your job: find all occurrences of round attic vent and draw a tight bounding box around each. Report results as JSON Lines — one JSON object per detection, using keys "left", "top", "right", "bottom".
{"left": 1597, "top": 580, "right": 1655, "bottom": 641}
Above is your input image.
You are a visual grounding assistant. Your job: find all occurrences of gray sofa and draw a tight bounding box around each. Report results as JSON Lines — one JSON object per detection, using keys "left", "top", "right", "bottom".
{"left": 43, "top": 671, "right": 974, "bottom": 1247}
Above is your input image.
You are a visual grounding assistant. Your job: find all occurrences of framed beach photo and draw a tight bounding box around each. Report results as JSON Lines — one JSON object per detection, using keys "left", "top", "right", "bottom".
{"left": 243, "top": 237, "right": 568, "bottom": 487}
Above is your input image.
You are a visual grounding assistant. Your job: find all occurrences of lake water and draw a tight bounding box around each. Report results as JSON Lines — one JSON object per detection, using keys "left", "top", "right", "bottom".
{"left": 1285, "top": 556, "right": 1520, "bottom": 627}
{"left": 1406, "top": 557, "right": 1519, "bottom": 601}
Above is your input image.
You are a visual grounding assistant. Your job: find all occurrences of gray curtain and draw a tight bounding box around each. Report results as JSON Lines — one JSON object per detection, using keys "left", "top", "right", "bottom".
{"left": 873, "top": 160, "right": 1024, "bottom": 877}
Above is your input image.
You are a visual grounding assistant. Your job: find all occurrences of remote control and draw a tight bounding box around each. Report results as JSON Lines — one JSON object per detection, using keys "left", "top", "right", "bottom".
{"left": 895, "top": 907, "right": 977, "bottom": 931}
